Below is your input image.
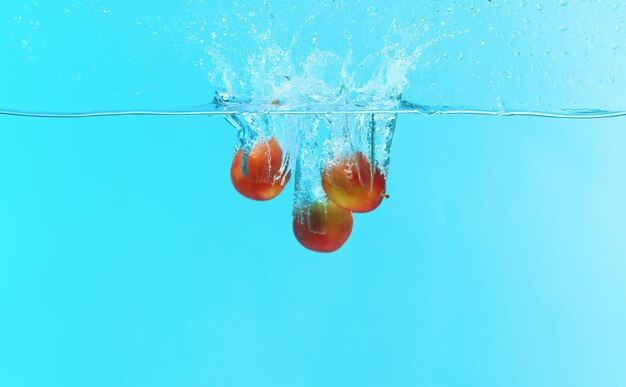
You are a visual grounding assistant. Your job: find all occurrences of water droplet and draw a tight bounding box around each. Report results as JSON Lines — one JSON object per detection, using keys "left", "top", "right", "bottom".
{"left": 366, "top": 7, "right": 380, "bottom": 16}
{"left": 559, "top": 0, "right": 567, "bottom": 6}
{"left": 536, "top": 3, "right": 544, "bottom": 11}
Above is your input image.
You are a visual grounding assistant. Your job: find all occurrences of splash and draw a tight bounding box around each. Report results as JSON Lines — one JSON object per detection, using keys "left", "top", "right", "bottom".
{"left": 202, "top": 1, "right": 448, "bottom": 111}
{"left": 188, "top": 2, "right": 445, "bottom": 244}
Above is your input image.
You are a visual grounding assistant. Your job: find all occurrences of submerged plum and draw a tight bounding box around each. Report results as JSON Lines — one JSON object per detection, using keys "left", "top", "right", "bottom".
{"left": 322, "top": 150, "right": 387, "bottom": 213}
{"left": 293, "top": 199, "right": 354, "bottom": 253}
{"left": 230, "top": 137, "right": 290, "bottom": 201}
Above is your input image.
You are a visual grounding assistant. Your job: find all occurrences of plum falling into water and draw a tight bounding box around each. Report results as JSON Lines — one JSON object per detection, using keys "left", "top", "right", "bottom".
{"left": 227, "top": 107, "right": 396, "bottom": 253}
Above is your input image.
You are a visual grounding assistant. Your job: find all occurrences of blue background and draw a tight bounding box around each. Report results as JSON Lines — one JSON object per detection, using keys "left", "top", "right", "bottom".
{"left": 1, "top": 2, "right": 626, "bottom": 387}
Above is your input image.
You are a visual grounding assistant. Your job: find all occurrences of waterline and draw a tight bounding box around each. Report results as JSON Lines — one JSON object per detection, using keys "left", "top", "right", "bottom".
{"left": 1, "top": 107, "right": 626, "bottom": 120}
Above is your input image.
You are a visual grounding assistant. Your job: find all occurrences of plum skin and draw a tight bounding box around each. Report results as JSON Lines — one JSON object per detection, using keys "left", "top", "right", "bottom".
{"left": 230, "top": 138, "right": 290, "bottom": 201}
{"left": 322, "top": 151, "right": 386, "bottom": 213}
{"left": 293, "top": 200, "right": 354, "bottom": 253}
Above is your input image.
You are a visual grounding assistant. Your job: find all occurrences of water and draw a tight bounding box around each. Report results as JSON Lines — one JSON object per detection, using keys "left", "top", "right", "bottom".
{"left": 3, "top": 103, "right": 626, "bottom": 118}
{"left": 1, "top": 1, "right": 626, "bottom": 387}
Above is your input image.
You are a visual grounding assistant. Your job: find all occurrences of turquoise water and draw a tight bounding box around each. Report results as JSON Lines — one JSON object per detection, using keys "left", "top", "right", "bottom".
{"left": 1, "top": 2, "right": 626, "bottom": 386}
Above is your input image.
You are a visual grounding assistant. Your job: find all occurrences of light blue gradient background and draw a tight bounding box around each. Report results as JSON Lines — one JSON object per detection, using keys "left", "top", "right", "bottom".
{"left": 1, "top": 2, "right": 626, "bottom": 387}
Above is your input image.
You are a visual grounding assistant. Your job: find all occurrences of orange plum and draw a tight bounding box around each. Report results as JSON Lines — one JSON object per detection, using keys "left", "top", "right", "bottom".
{"left": 230, "top": 137, "right": 290, "bottom": 201}
{"left": 293, "top": 199, "right": 354, "bottom": 253}
{"left": 322, "top": 150, "right": 387, "bottom": 213}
